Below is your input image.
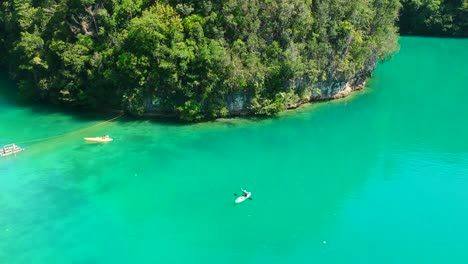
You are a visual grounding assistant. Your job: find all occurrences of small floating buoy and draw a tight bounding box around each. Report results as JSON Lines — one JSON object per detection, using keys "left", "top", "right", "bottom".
{"left": 323, "top": 240, "right": 327, "bottom": 244}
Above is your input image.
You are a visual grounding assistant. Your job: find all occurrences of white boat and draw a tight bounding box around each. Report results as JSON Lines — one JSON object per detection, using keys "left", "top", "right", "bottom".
{"left": 235, "top": 192, "right": 251, "bottom": 203}
{"left": 84, "top": 136, "right": 113, "bottom": 143}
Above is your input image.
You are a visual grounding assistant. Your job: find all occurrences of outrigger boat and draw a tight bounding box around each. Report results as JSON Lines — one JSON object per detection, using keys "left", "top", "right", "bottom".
{"left": 84, "top": 135, "right": 113, "bottom": 143}
{"left": 0, "top": 144, "right": 24, "bottom": 157}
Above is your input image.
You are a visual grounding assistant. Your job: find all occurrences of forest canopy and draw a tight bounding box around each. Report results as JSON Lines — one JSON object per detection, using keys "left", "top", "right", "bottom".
{"left": 399, "top": 0, "right": 468, "bottom": 37}
{"left": 1, "top": 0, "right": 402, "bottom": 121}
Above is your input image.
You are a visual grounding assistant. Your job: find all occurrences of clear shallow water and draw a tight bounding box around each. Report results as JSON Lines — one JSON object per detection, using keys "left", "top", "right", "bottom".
{"left": 1, "top": 37, "right": 468, "bottom": 263}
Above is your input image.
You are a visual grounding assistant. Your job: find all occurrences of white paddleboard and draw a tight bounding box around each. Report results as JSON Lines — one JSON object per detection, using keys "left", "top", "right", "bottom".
{"left": 235, "top": 192, "right": 251, "bottom": 203}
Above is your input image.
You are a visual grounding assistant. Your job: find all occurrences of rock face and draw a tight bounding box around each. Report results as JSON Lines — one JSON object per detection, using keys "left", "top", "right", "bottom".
{"left": 225, "top": 92, "right": 248, "bottom": 115}
{"left": 223, "top": 72, "right": 370, "bottom": 116}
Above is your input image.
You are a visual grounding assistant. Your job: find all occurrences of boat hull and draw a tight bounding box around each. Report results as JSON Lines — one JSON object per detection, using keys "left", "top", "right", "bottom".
{"left": 84, "top": 137, "right": 113, "bottom": 143}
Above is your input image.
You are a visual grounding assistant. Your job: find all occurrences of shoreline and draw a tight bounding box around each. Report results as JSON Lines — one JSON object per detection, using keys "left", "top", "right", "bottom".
{"left": 130, "top": 80, "right": 367, "bottom": 121}
{"left": 0, "top": 77, "right": 367, "bottom": 122}
{"left": 285, "top": 81, "right": 366, "bottom": 110}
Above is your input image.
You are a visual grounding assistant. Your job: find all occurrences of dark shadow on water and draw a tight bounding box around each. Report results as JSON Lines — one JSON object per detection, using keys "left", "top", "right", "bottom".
{"left": 0, "top": 73, "right": 187, "bottom": 126}
{"left": 0, "top": 73, "right": 283, "bottom": 127}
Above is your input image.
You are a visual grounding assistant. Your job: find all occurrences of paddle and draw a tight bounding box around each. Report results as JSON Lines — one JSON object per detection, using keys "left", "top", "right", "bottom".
{"left": 234, "top": 193, "right": 253, "bottom": 200}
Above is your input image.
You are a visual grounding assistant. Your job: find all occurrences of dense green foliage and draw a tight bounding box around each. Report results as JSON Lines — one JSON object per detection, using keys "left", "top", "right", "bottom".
{"left": 0, "top": 0, "right": 400, "bottom": 121}
{"left": 399, "top": 0, "right": 468, "bottom": 37}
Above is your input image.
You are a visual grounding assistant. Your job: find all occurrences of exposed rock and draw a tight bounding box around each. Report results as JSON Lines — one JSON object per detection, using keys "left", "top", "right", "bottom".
{"left": 222, "top": 74, "right": 369, "bottom": 115}
{"left": 225, "top": 93, "right": 248, "bottom": 115}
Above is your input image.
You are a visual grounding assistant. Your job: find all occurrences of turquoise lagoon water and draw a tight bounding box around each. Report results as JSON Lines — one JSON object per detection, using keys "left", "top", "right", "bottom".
{"left": 1, "top": 37, "right": 468, "bottom": 263}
